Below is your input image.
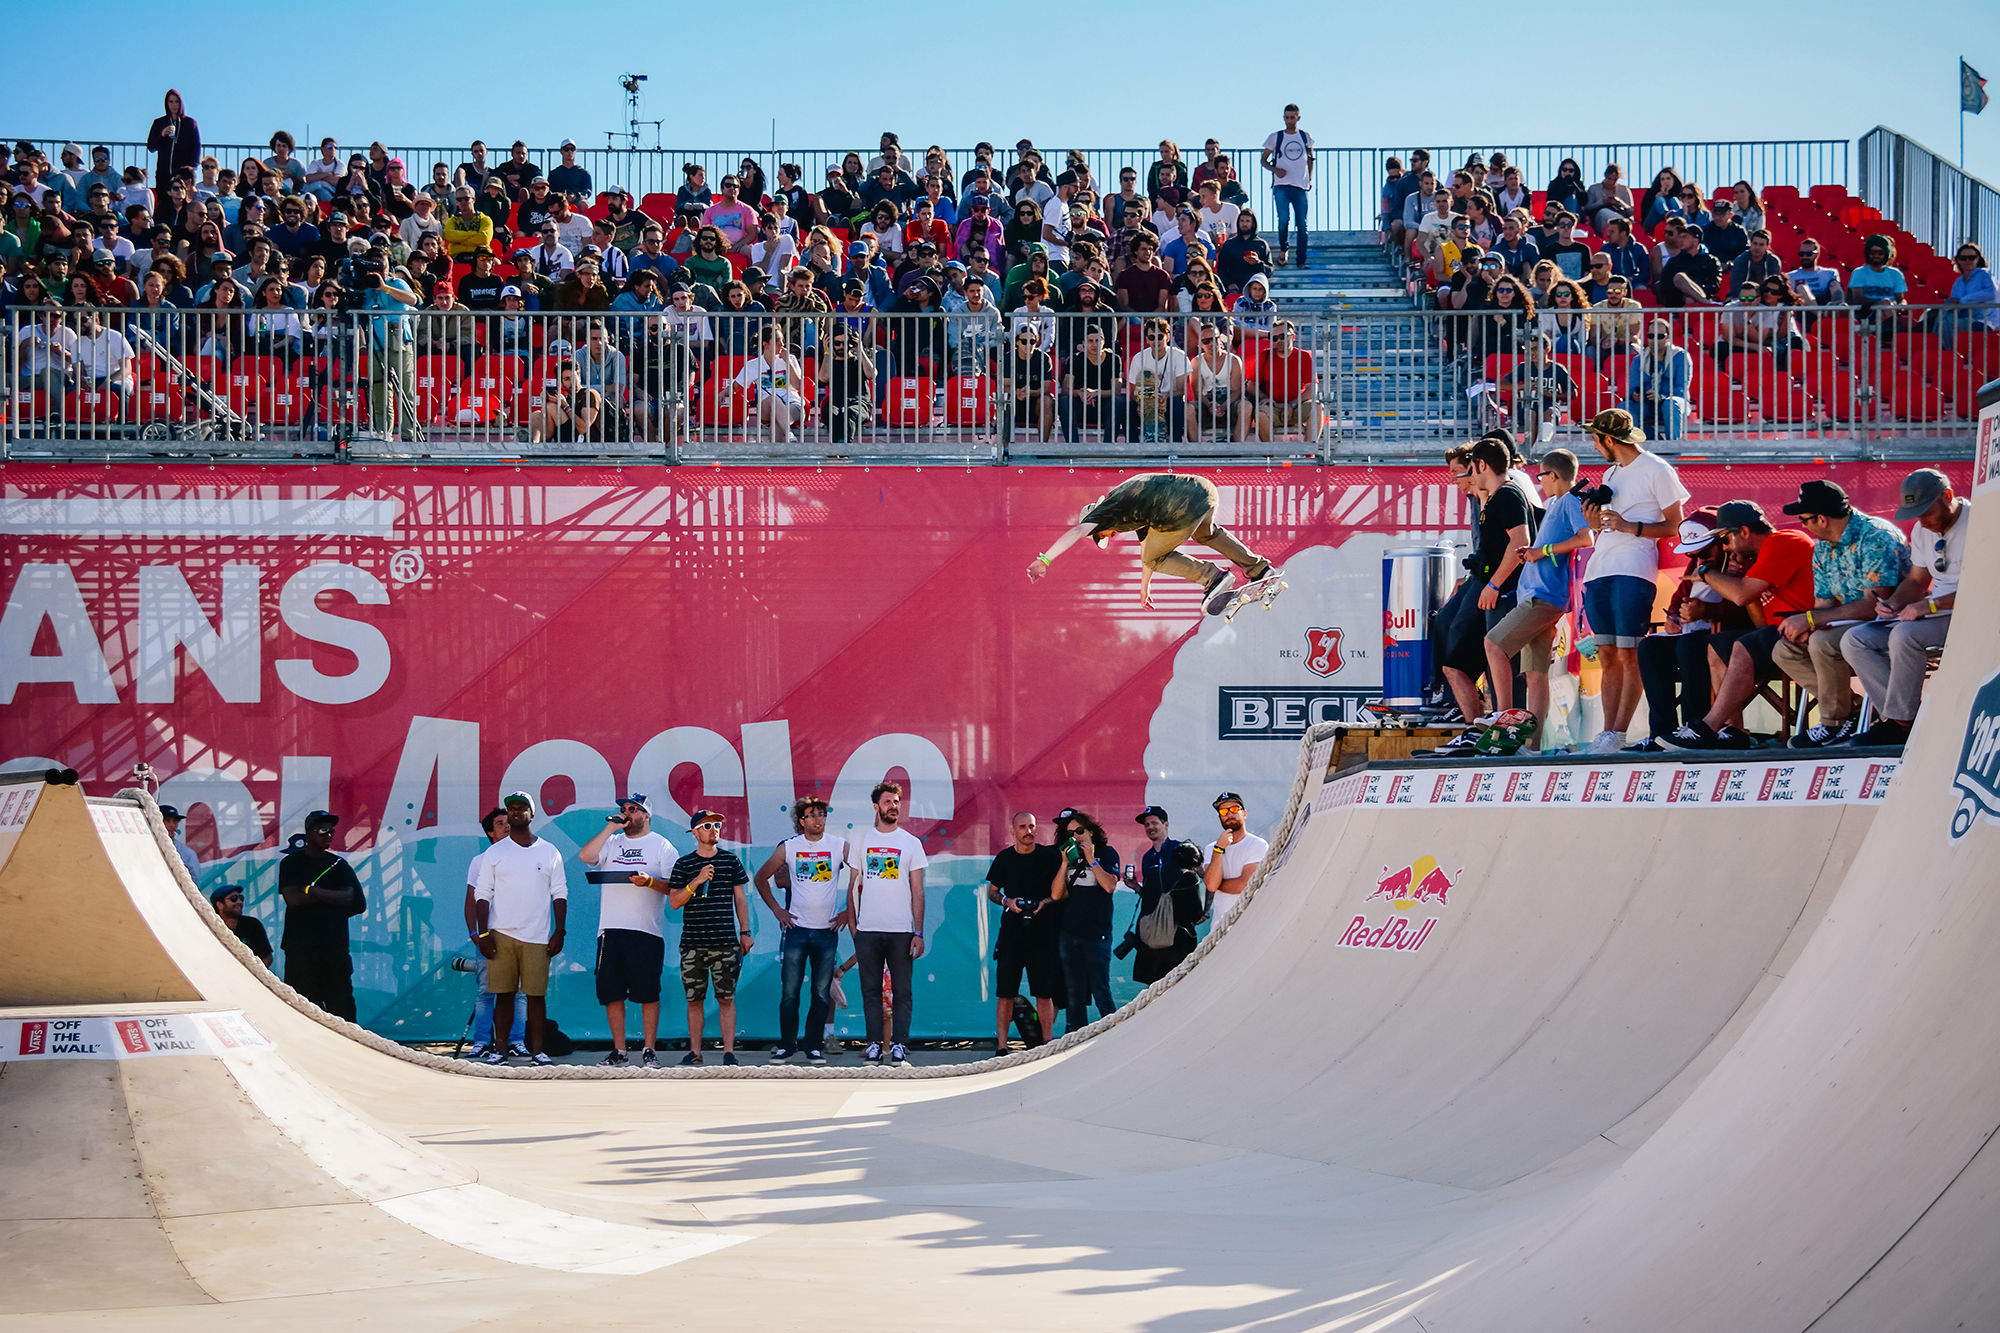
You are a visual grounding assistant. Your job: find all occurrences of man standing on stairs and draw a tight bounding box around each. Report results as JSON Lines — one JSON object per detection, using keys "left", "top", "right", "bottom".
{"left": 1262, "top": 104, "right": 1314, "bottom": 270}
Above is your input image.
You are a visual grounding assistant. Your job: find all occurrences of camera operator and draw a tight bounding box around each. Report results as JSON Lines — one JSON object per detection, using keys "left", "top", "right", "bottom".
{"left": 350, "top": 235, "right": 421, "bottom": 440}
{"left": 1119, "top": 806, "right": 1200, "bottom": 984}
{"left": 982, "top": 811, "right": 1064, "bottom": 1054}
{"left": 1051, "top": 810, "right": 1121, "bottom": 1037}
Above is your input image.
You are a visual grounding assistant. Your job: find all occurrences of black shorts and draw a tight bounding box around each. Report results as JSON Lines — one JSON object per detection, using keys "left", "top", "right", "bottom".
{"left": 995, "top": 934, "right": 1065, "bottom": 1001}
{"left": 1721, "top": 624, "right": 1785, "bottom": 679}
{"left": 594, "top": 928, "right": 665, "bottom": 1005}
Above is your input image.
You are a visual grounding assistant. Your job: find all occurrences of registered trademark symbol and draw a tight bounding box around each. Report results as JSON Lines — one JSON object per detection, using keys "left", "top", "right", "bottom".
{"left": 387, "top": 549, "right": 426, "bottom": 584}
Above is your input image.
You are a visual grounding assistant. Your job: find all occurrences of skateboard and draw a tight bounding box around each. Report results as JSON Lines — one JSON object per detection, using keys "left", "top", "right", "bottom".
{"left": 1219, "top": 570, "right": 1288, "bottom": 623}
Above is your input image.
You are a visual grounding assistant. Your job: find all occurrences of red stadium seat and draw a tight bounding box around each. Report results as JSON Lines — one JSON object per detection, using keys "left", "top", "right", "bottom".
{"left": 943, "top": 375, "right": 991, "bottom": 426}
{"left": 883, "top": 377, "right": 933, "bottom": 427}
{"left": 243, "top": 355, "right": 306, "bottom": 426}
{"left": 638, "top": 193, "right": 676, "bottom": 226}
{"left": 64, "top": 385, "right": 128, "bottom": 426}
{"left": 410, "top": 355, "right": 460, "bottom": 426}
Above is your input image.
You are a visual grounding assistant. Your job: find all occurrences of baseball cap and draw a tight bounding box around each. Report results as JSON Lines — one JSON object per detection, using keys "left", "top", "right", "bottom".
{"left": 157, "top": 804, "right": 184, "bottom": 819}
{"left": 559, "top": 137, "right": 576, "bottom": 148}
{"left": 1212, "top": 792, "right": 1246, "bottom": 810}
{"left": 303, "top": 809, "right": 340, "bottom": 830}
{"left": 1715, "top": 500, "right": 1767, "bottom": 531}
{"left": 740, "top": 265, "right": 767, "bottom": 283}
{"left": 1672, "top": 515, "right": 1719, "bottom": 554}
{"left": 616, "top": 793, "right": 652, "bottom": 813}
{"left": 90, "top": 250, "right": 114, "bottom": 266}
{"left": 1587, "top": 407, "right": 1646, "bottom": 445}
{"left": 944, "top": 259, "right": 966, "bottom": 271}
{"left": 848, "top": 241, "right": 869, "bottom": 255}
{"left": 499, "top": 284, "right": 522, "bottom": 298}
{"left": 469, "top": 246, "right": 492, "bottom": 259}
{"left": 688, "top": 808, "right": 724, "bottom": 829}
{"left": 1895, "top": 467, "right": 1949, "bottom": 521}
{"left": 62, "top": 141, "right": 84, "bottom": 159}
{"left": 502, "top": 791, "right": 534, "bottom": 808}
{"left": 1781, "top": 478, "right": 1852, "bottom": 519}
{"left": 1134, "top": 805, "right": 1170, "bottom": 824}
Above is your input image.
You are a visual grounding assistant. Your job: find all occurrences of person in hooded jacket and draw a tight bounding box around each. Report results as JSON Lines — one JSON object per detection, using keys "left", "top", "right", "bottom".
{"left": 146, "top": 91, "right": 201, "bottom": 195}
{"left": 1216, "top": 210, "right": 1272, "bottom": 294}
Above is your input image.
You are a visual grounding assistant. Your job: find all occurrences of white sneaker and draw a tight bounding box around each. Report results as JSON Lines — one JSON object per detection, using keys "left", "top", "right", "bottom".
{"left": 1585, "top": 729, "right": 1625, "bottom": 755}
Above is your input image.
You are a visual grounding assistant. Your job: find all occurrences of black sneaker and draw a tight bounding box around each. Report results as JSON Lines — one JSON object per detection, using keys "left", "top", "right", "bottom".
{"left": 1792, "top": 717, "right": 1855, "bottom": 749}
{"left": 464, "top": 1044, "right": 492, "bottom": 1061}
{"left": 598, "top": 1050, "right": 629, "bottom": 1067}
{"left": 507, "top": 1044, "right": 531, "bottom": 1059}
{"left": 679, "top": 1051, "right": 703, "bottom": 1067}
{"left": 1660, "top": 720, "right": 1720, "bottom": 750}
{"left": 888, "top": 1043, "right": 910, "bottom": 1067}
{"left": 640, "top": 1049, "right": 659, "bottom": 1069}
{"left": 1200, "top": 562, "right": 1236, "bottom": 615}
{"left": 768, "top": 1046, "right": 795, "bottom": 1063}
{"left": 1850, "top": 718, "right": 1911, "bottom": 748}
{"left": 1622, "top": 738, "right": 1668, "bottom": 753}
{"left": 721, "top": 1052, "right": 740, "bottom": 1066}
{"left": 805, "top": 1048, "right": 827, "bottom": 1064}
{"left": 1714, "top": 726, "right": 1759, "bottom": 750}
{"left": 1422, "top": 735, "right": 1481, "bottom": 758}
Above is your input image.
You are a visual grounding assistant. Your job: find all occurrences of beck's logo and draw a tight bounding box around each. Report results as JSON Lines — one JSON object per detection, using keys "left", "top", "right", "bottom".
{"left": 1304, "top": 627, "right": 1344, "bottom": 677}
{"left": 1951, "top": 667, "right": 2000, "bottom": 843}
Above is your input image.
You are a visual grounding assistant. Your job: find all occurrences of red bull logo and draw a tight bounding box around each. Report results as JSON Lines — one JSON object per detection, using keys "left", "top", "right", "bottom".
{"left": 1365, "top": 855, "right": 1458, "bottom": 912}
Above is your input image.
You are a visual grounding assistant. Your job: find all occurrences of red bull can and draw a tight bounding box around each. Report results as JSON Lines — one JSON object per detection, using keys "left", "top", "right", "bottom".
{"left": 1382, "top": 545, "right": 1456, "bottom": 707}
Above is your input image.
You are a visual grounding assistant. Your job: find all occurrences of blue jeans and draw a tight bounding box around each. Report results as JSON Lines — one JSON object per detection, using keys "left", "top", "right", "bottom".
{"left": 1058, "top": 932, "right": 1114, "bottom": 1035}
{"left": 779, "top": 926, "right": 839, "bottom": 1049}
{"left": 470, "top": 952, "right": 525, "bottom": 1050}
{"left": 1272, "top": 185, "right": 1309, "bottom": 257}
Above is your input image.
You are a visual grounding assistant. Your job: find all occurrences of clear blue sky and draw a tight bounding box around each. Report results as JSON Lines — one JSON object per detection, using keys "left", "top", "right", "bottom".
{"left": 9, "top": 1, "right": 1994, "bottom": 188}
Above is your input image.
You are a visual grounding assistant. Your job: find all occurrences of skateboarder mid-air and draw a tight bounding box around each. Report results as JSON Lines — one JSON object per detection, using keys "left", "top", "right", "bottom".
{"left": 1026, "top": 472, "right": 1276, "bottom": 614}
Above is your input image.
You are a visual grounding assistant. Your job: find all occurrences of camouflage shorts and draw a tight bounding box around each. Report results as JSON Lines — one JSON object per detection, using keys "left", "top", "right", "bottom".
{"left": 680, "top": 945, "right": 742, "bottom": 1003}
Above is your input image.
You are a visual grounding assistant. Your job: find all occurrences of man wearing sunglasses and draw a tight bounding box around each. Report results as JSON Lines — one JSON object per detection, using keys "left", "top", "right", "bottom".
{"left": 1786, "top": 238, "right": 1845, "bottom": 306}
{"left": 1202, "top": 793, "right": 1266, "bottom": 924}
{"left": 666, "top": 809, "right": 753, "bottom": 1066}
{"left": 1836, "top": 469, "right": 1966, "bottom": 749}
{"left": 578, "top": 794, "right": 675, "bottom": 1069}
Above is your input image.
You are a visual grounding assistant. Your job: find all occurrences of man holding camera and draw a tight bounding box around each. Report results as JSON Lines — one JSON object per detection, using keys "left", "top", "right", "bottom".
{"left": 278, "top": 810, "right": 366, "bottom": 1022}
{"left": 1052, "top": 809, "right": 1121, "bottom": 1038}
{"left": 753, "top": 797, "right": 851, "bottom": 1064}
{"left": 354, "top": 238, "right": 421, "bottom": 440}
{"left": 1203, "top": 793, "right": 1267, "bottom": 924}
{"left": 472, "top": 793, "right": 568, "bottom": 1066}
{"left": 578, "top": 794, "right": 674, "bottom": 1068}
{"left": 984, "top": 811, "right": 1065, "bottom": 1054}
{"left": 1577, "top": 409, "right": 1689, "bottom": 753}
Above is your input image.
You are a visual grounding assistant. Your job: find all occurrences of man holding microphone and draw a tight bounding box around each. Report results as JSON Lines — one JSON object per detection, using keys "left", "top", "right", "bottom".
{"left": 578, "top": 794, "right": 675, "bottom": 1068}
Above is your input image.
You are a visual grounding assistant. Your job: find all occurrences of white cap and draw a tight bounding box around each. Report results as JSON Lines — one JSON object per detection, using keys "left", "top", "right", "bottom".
{"left": 559, "top": 138, "right": 576, "bottom": 149}
{"left": 1672, "top": 517, "right": 1719, "bottom": 554}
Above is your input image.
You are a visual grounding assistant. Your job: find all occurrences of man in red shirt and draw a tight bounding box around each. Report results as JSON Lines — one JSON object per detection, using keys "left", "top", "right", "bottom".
{"left": 1661, "top": 499, "right": 1817, "bottom": 749}
{"left": 1253, "top": 320, "right": 1319, "bottom": 443}
{"left": 1114, "top": 233, "right": 1173, "bottom": 312}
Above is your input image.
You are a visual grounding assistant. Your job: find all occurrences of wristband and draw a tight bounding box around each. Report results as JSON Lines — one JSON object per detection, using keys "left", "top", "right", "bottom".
{"left": 1035, "top": 553, "right": 1051, "bottom": 566}
{"left": 1928, "top": 599, "right": 1938, "bottom": 614}
{"left": 1543, "top": 544, "right": 1553, "bottom": 561}
{"left": 1805, "top": 610, "right": 1815, "bottom": 629}
{"left": 1486, "top": 581, "right": 1500, "bottom": 592}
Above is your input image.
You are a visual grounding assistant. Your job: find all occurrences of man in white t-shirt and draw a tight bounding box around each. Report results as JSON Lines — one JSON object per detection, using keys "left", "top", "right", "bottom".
{"left": 848, "top": 782, "right": 927, "bottom": 1066}
{"left": 1195, "top": 179, "right": 1240, "bottom": 250}
{"left": 1260, "top": 103, "right": 1315, "bottom": 267}
{"left": 732, "top": 324, "right": 808, "bottom": 442}
{"left": 1202, "top": 792, "right": 1269, "bottom": 922}
{"left": 1841, "top": 469, "right": 1970, "bottom": 747}
{"left": 1127, "top": 317, "right": 1191, "bottom": 442}
{"left": 460, "top": 806, "right": 524, "bottom": 1060}
{"left": 577, "top": 793, "right": 675, "bottom": 1068}
{"left": 1577, "top": 408, "right": 1689, "bottom": 754}
{"left": 753, "top": 797, "right": 851, "bottom": 1064}
{"left": 472, "top": 792, "right": 568, "bottom": 1066}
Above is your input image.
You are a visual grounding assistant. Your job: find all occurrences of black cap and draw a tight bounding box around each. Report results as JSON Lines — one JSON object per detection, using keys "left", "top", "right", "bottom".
{"left": 1895, "top": 468, "right": 1950, "bottom": 521}
{"left": 157, "top": 804, "right": 183, "bottom": 819}
{"left": 1781, "top": 479, "right": 1852, "bottom": 519}
{"left": 1714, "top": 499, "right": 1766, "bottom": 530}
{"left": 1134, "top": 805, "right": 1170, "bottom": 824}
{"left": 1054, "top": 807, "right": 1080, "bottom": 823}
{"left": 303, "top": 809, "right": 339, "bottom": 830}
{"left": 1213, "top": 792, "right": 1246, "bottom": 809}
{"left": 688, "top": 808, "right": 724, "bottom": 829}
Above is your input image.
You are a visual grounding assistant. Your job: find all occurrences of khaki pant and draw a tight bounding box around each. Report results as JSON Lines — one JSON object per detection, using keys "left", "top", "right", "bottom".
{"left": 1137, "top": 507, "right": 1265, "bottom": 586}
{"left": 487, "top": 931, "right": 552, "bottom": 997}
{"left": 1840, "top": 615, "right": 1951, "bottom": 722}
{"left": 1772, "top": 624, "right": 1861, "bottom": 722}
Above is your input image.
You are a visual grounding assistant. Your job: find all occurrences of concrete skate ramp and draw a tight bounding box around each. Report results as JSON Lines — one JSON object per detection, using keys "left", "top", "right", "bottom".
{"left": 1, "top": 512, "right": 1994, "bottom": 1329}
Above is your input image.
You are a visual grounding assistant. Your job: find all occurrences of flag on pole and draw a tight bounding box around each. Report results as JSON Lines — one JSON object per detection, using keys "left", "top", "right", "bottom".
{"left": 1965, "top": 60, "right": 1991, "bottom": 114}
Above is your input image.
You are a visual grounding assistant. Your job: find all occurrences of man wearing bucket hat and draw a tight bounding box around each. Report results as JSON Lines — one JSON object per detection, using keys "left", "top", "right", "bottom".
{"left": 1577, "top": 408, "right": 1688, "bottom": 753}
{"left": 1837, "top": 468, "right": 1969, "bottom": 748}
{"left": 1770, "top": 478, "right": 1910, "bottom": 748}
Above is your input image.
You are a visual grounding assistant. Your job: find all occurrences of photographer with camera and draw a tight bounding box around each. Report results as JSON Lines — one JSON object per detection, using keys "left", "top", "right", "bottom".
{"left": 578, "top": 794, "right": 674, "bottom": 1069}
{"left": 1118, "top": 806, "right": 1202, "bottom": 984}
{"left": 983, "top": 811, "right": 1064, "bottom": 1054}
{"left": 1051, "top": 810, "right": 1121, "bottom": 1037}
{"left": 1577, "top": 409, "right": 1689, "bottom": 753}
{"left": 346, "top": 235, "right": 421, "bottom": 440}
{"left": 459, "top": 806, "right": 526, "bottom": 1060}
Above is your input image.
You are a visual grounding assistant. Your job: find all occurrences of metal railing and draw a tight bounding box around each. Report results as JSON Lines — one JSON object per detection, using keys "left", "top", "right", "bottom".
{"left": 6, "top": 304, "right": 1985, "bottom": 463}
{"left": 7, "top": 136, "right": 1850, "bottom": 236}
{"left": 1858, "top": 125, "right": 2000, "bottom": 258}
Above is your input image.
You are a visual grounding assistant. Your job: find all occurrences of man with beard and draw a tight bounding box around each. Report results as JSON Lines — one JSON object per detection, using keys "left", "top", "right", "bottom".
{"left": 983, "top": 810, "right": 1065, "bottom": 1053}
{"left": 848, "top": 782, "right": 927, "bottom": 1066}
{"left": 1202, "top": 793, "right": 1267, "bottom": 924}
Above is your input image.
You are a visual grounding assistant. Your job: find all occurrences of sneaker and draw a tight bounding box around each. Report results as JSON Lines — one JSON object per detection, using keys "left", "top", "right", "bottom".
{"left": 1850, "top": 718, "right": 1911, "bottom": 748}
{"left": 1424, "top": 735, "right": 1481, "bottom": 758}
{"left": 806, "top": 1048, "right": 827, "bottom": 1064}
{"left": 1276, "top": 246, "right": 1290, "bottom": 267}
{"left": 1792, "top": 717, "right": 1856, "bottom": 749}
{"left": 679, "top": 1051, "right": 703, "bottom": 1067}
{"left": 640, "top": 1049, "right": 659, "bottom": 1069}
{"left": 464, "top": 1044, "right": 492, "bottom": 1061}
{"left": 722, "top": 1052, "right": 740, "bottom": 1066}
{"left": 1621, "top": 738, "right": 1668, "bottom": 754}
{"left": 1715, "top": 725, "right": 1759, "bottom": 751}
{"left": 888, "top": 1043, "right": 910, "bottom": 1066}
{"left": 1199, "top": 562, "right": 1237, "bottom": 615}
{"left": 768, "top": 1046, "right": 794, "bottom": 1063}
{"left": 1585, "top": 729, "right": 1625, "bottom": 755}
{"left": 531, "top": 1052, "right": 553, "bottom": 1066}
{"left": 864, "top": 1042, "right": 882, "bottom": 1063}
{"left": 1660, "top": 721, "right": 1720, "bottom": 750}
{"left": 598, "top": 1049, "right": 629, "bottom": 1067}
{"left": 507, "top": 1044, "right": 531, "bottom": 1059}
{"left": 1435, "top": 702, "right": 1466, "bottom": 725}
{"left": 481, "top": 1049, "right": 506, "bottom": 1066}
